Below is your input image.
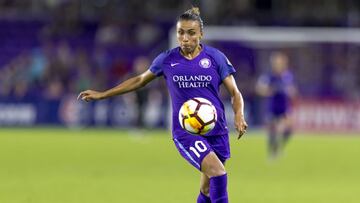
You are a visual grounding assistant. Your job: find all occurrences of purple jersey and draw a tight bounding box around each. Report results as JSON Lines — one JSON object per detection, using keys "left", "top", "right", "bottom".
{"left": 149, "top": 45, "right": 235, "bottom": 138}
{"left": 258, "top": 70, "right": 294, "bottom": 116}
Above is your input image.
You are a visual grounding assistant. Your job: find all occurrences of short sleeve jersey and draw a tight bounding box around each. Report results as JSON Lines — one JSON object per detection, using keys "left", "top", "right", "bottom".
{"left": 258, "top": 70, "right": 294, "bottom": 115}
{"left": 149, "top": 45, "right": 235, "bottom": 138}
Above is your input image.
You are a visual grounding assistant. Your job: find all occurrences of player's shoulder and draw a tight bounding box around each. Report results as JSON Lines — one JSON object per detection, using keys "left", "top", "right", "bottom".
{"left": 203, "top": 44, "right": 232, "bottom": 67}
{"left": 283, "top": 70, "right": 295, "bottom": 82}
{"left": 203, "top": 45, "right": 226, "bottom": 57}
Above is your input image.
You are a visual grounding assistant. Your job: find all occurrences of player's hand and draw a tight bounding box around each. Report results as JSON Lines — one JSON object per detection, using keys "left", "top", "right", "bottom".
{"left": 234, "top": 113, "right": 248, "bottom": 140}
{"left": 77, "top": 90, "right": 104, "bottom": 102}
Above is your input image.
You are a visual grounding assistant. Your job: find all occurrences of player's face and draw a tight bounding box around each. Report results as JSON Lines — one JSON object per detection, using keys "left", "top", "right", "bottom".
{"left": 176, "top": 20, "right": 203, "bottom": 54}
{"left": 271, "top": 53, "right": 288, "bottom": 74}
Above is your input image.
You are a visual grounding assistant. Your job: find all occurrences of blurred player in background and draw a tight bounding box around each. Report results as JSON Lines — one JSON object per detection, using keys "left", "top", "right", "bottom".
{"left": 78, "top": 7, "right": 247, "bottom": 203}
{"left": 256, "top": 51, "right": 297, "bottom": 160}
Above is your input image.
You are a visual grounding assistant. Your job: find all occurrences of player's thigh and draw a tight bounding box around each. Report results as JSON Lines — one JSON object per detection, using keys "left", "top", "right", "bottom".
{"left": 201, "top": 151, "right": 226, "bottom": 177}
{"left": 277, "top": 115, "right": 291, "bottom": 131}
{"left": 173, "top": 135, "right": 212, "bottom": 171}
{"left": 267, "top": 117, "right": 278, "bottom": 131}
{"left": 283, "top": 113, "right": 293, "bottom": 129}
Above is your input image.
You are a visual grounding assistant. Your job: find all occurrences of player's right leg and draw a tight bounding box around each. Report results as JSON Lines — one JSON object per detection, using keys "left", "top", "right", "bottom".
{"left": 197, "top": 173, "right": 211, "bottom": 203}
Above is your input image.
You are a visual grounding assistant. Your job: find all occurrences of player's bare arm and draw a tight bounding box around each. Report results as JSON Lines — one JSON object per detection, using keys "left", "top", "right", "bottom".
{"left": 287, "top": 84, "right": 297, "bottom": 100}
{"left": 223, "top": 75, "right": 248, "bottom": 139}
{"left": 255, "top": 80, "right": 273, "bottom": 97}
{"left": 78, "top": 70, "right": 156, "bottom": 102}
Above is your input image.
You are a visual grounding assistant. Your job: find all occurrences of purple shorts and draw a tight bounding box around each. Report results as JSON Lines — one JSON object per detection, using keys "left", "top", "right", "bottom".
{"left": 173, "top": 134, "right": 230, "bottom": 171}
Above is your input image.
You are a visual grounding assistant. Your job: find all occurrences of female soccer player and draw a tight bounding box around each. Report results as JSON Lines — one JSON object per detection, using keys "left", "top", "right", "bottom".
{"left": 78, "top": 7, "right": 248, "bottom": 203}
{"left": 256, "top": 51, "right": 296, "bottom": 160}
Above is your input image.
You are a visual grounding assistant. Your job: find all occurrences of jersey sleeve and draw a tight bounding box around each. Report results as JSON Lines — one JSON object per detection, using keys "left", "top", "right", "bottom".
{"left": 215, "top": 51, "right": 236, "bottom": 81}
{"left": 149, "top": 52, "right": 167, "bottom": 77}
{"left": 257, "top": 74, "right": 270, "bottom": 86}
{"left": 284, "top": 71, "right": 294, "bottom": 85}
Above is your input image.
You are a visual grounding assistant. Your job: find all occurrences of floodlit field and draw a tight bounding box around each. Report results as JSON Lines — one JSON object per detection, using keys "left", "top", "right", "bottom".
{"left": 0, "top": 128, "right": 359, "bottom": 203}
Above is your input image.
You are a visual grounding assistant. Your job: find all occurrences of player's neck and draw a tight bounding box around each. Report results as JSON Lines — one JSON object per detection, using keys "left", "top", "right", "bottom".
{"left": 180, "top": 45, "right": 202, "bottom": 60}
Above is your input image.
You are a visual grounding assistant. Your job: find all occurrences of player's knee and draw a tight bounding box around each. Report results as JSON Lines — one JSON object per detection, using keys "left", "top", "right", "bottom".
{"left": 202, "top": 152, "right": 226, "bottom": 178}
{"left": 206, "top": 164, "right": 226, "bottom": 178}
{"left": 213, "top": 167, "right": 226, "bottom": 177}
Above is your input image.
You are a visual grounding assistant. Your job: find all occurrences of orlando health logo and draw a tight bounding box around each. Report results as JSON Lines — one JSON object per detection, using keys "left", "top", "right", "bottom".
{"left": 173, "top": 74, "right": 212, "bottom": 88}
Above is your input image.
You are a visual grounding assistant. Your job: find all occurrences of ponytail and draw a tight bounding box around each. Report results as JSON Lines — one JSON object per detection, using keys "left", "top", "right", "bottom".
{"left": 178, "top": 7, "right": 204, "bottom": 31}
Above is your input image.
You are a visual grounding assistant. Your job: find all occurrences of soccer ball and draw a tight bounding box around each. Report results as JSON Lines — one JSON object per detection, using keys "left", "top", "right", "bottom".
{"left": 178, "top": 97, "right": 217, "bottom": 135}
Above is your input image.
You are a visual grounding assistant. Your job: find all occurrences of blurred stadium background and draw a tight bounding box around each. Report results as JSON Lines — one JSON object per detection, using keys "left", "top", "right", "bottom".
{"left": 0, "top": 0, "right": 359, "bottom": 203}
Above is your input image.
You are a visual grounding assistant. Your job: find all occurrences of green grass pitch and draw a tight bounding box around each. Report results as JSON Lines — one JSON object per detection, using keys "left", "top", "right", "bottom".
{"left": 0, "top": 128, "right": 359, "bottom": 203}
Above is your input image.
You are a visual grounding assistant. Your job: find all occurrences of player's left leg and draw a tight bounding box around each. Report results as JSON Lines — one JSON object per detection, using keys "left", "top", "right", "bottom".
{"left": 274, "top": 114, "right": 293, "bottom": 157}
{"left": 282, "top": 114, "right": 293, "bottom": 145}
{"left": 202, "top": 152, "right": 228, "bottom": 203}
{"left": 197, "top": 173, "right": 211, "bottom": 203}
{"left": 268, "top": 118, "right": 280, "bottom": 159}
{"left": 173, "top": 134, "right": 230, "bottom": 203}
{"left": 203, "top": 134, "right": 231, "bottom": 203}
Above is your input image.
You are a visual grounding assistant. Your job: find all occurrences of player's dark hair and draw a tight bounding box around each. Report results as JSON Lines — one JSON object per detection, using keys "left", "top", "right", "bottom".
{"left": 177, "top": 7, "right": 204, "bottom": 31}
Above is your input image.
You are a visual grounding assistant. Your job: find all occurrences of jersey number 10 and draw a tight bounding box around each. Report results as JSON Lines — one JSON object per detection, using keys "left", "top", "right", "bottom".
{"left": 189, "top": 140, "right": 208, "bottom": 158}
